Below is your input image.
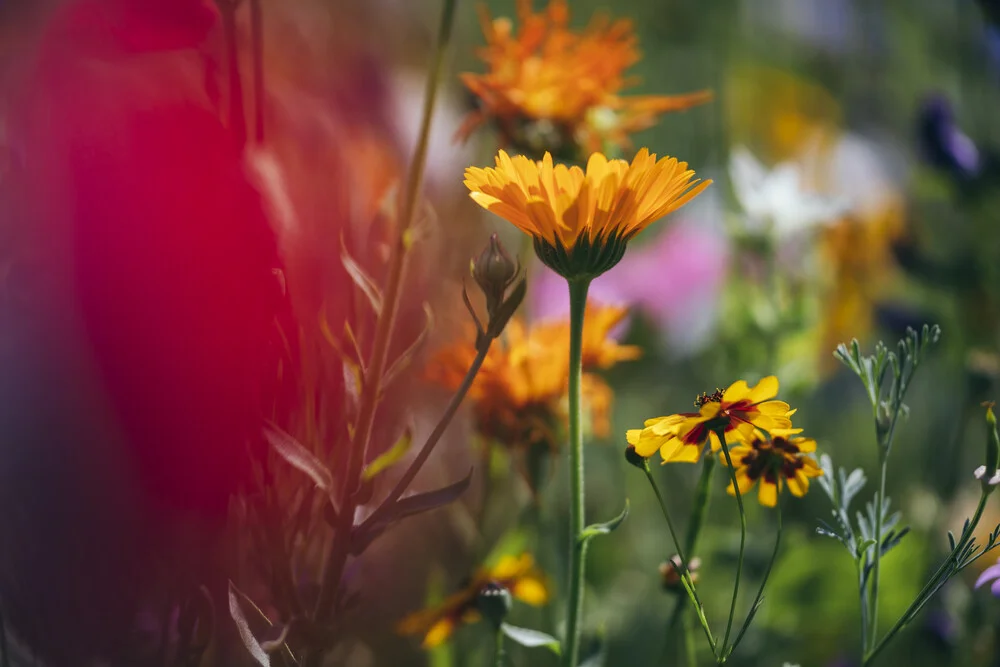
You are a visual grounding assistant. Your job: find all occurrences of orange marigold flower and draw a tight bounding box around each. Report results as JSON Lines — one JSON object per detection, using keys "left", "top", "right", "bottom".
{"left": 458, "top": 0, "right": 711, "bottom": 157}
{"left": 626, "top": 376, "right": 795, "bottom": 464}
{"left": 465, "top": 149, "right": 711, "bottom": 279}
{"left": 397, "top": 553, "right": 550, "bottom": 649}
{"left": 721, "top": 430, "right": 822, "bottom": 507}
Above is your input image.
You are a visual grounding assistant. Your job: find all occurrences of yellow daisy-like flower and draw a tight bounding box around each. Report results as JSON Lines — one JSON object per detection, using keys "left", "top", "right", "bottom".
{"left": 464, "top": 149, "right": 711, "bottom": 279}
{"left": 626, "top": 376, "right": 794, "bottom": 464}
{"left": 458, "top": 0, "right": 711, "bottom": 157}
{"left": 721, "top": 430, "right": 823, "bottom": 507}
{"left": 427, "top": 304, "right": 638, "bottom": 491}
{"left": 397, "top": 553, "right": 550, "bottom": 649}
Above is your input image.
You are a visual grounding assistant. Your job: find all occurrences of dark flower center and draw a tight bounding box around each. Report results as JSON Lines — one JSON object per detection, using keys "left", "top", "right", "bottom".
{"left": 694, "top": 389, "right": 724, "bottom": 407}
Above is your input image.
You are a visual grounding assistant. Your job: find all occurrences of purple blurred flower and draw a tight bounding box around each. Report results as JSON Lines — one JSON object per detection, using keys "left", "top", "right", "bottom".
{"left": 528, "top": 214, "right": 728, "bottom": 355}
{"left": 918, "top": 95, "right": 982, "bottom": 180}
{"left": 975, "top": 557, "right": 1000, "bottom": 595}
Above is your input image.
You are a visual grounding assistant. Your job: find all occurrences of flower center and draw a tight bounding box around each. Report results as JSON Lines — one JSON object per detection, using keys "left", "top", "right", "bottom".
{"left": 694, "top": 389, "right": 724, "bottom": 407}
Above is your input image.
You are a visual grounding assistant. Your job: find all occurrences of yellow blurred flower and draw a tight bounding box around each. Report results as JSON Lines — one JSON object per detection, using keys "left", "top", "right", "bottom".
{"left": 459, "top": 0, "right": 711, "bottom": 157}
{"left": 464, "top": 149, "right": 711, "bottom": 279}
{"left": 427, "top": 304, "right": 638, "bottom": 482}
{"left": 397, "top": 553, "right": 550, "bottom": 649}
{"left": 720, "top": 430, "right": 822, "bottom": 507}
{"left": 626, "top": 376, "right": 794, "bottom": 464}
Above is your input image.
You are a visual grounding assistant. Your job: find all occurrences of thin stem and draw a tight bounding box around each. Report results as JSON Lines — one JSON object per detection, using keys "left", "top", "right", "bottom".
{"left": 864, "top": 489, "right": 990, "bottom": 666}
{"left": 642, "top": 463, "right": 716, "bottom": 652}
{"left": 562, "top": 277, "right": 591, "bottom": 667}
{"left": 249, "top": 0, "right": 265, "bottom": 143}
{"left": 305, "top": 0, "right": 457, "bottom": 661}
{"left": 358, "top": 344, "right": 489, "bottom": 532}
{"left": 727, "top": 501, "right": 783, "bottom": 657}
{"left": 716, "top": 431, "right": 748, "bottom": 662}
{"left": 494, "top": 626, "right": 505, "bottom": 667}
{"left": 669, "top": 458, "right": 716, "bottom": 632}
{"left": 683, "top": 613, "right": 697, "bottom": 667}
{"left": 867, "top": 455, "right": 889, "bottom": 652}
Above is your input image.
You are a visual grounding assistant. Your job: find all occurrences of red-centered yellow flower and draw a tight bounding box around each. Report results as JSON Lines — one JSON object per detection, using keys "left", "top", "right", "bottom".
{"left": 427, "top": 304, "right": 638, "bottom": 489}
{"left": 397, "top": 554, "right": 550, "bottom": 648}
{"left": 626, "top": 376, "right": 794, "bottom": 464}
{"left": 721, "top": 430, "right": 822, "bottom": 507}
{"left": 464, "top": 149, "right": 711, "bottom": 280}
{"left": 458, "top": 0, "right": 711, "bottom": 156}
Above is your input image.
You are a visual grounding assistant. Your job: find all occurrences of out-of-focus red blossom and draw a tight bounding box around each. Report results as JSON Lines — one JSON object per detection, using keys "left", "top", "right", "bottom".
{"left": 0, "top": 0, "right": 284, "bottom": 661}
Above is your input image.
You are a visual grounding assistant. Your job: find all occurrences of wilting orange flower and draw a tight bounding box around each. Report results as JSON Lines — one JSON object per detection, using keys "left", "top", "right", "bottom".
{"left": 465, "top": 149, "right": 711, "bottom": 279}
{"left": 626, "top": 376, "right": 795, "bottom": 464}
{"left": 721, "top": 430, "right": 822, "bottom": 507}
{"left": 427, "top": 303, "right": 638, "bottom": 486}
{"left": 459, "top": 0, "right": 711, "bottom": 156}
{"left": 397, "top": 553, "right": 550, "bottom": 648}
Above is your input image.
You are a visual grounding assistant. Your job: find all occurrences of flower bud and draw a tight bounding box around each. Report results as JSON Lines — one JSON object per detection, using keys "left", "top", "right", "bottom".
{"left": 473, "top": 233, "right": 518, "bottom": 314}
{"left": 476, "top": 581, "right": 512, "bottom": 628}
{"left": 624, "top": 444, "right": 648, "bottom": 470}
{"left": 978, "top": 401, "right": 1000, "bottom": 493}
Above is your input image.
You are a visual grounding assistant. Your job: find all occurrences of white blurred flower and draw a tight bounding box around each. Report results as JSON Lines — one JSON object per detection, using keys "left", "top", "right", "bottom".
{"left": 729, "top": 146, "right": 845, "bottom": 237}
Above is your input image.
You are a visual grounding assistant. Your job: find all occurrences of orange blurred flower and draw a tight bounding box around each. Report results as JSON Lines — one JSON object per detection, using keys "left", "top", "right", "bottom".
{"left": 427, "top": 303, "right": 638, "bottom": 487}
{"left": 397, "top": 553, "right": 550, "bottom": 648}
{"left": 458, "top": 0, "right": 711, "bottom": 157}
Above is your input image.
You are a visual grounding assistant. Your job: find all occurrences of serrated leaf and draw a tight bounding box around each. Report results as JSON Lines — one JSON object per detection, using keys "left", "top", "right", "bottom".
{"left": 341, "top": 240, "right": 383, "bottom": 315}
{"left": 579, "top": 500, "right": 629, "bottom": 543}
{"left": 228, "top": 582, "right": 270, "bottom": 666}
{"left": 264, "top": 423, "right": 333, "bottom": 493}
{"left": 500, "top": 623, "right": 561, "bottom": 655}
{"left": 362, "top": 429, "right": 413, "bottom": 481}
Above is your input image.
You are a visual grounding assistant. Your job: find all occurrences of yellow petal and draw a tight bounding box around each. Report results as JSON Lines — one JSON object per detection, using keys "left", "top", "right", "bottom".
{"left": 722, "top": 380, "right": 751, "bottom": 404}
{"left": 511, "top": 577, "right": 550, "bottom": 606}
{"left": 423, "top": 618, "right": 457, "bottom": 649}
{"left": 748, "top": 375, "right": 780, "bottom": 403}
{"left": 758, "top": 480, "right": 779, "bottom": 507}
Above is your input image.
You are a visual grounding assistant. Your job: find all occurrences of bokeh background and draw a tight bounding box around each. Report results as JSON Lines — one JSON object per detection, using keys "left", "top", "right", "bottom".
{"left": 2, "top": 0, "right": 1000, "bottom": 666}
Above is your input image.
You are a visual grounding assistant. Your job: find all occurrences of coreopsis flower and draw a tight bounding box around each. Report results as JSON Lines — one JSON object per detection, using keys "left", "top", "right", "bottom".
{"left": 720, "top": 430, "right": 822, "bottom": 507}
{"left": 427, "top": 303, "right": 638, "bottom": 489}
{"left": 464, "top": 149, "right": 711, "bottom": 280}
{"left": 458, "top": 0, "right": 711, "bottom": 158}
{"left": 626, "top": 376, "right": 793, "bottom": 464}
{"left": 397, "top": 553, "right": 550, "bottom": 648}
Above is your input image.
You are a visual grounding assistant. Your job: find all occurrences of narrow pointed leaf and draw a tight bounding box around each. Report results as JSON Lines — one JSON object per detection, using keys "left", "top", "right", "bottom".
{"left": 228, "top": 582, "right": 270, "bottom": 667}
{"left": 264, "top": 423, "right": 333, "bottom": 493}
{"left": 362, "top": 428, "right": 413, "bottom": 481}
{"left": 382, "top": 303, "right": 434, "bottom": 390}
{"left": 500, "top": 623, "right": 561, "bottom": 655}
{"left": 341, "top": 241, "right": 383, "bottom": 315}
{"left": 579, "top": 500, "right": 629, "bottom": 543}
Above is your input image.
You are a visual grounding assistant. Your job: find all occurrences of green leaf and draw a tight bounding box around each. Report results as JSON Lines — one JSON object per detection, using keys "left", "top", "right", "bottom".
{"left": 228, "top": 582, "right": 270, "bottom": 666}
{"left": 579, "top": 499, "right": 629, "bottom": 543}
{"left": 500, "top": 623, "right": 561, "bottom": 655}
{"left": 263, "top": 423, "right": 333, "bottom": 493}
{"left": 362, "top": 428, "right": 413, "bottom": 481}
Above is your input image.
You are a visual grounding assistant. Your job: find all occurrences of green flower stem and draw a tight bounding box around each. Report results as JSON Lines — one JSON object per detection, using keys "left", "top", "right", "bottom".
{"left": 562, "top": 277, "right": 591, "bottom": 667}
{"left": 494, "top": 626, "right": 505, "bottom": 667}
{"left": 683, "top": 613, "right": 697, "bottom": 667}
{"left": 304, "top": 0, "right": 456, "bottom": 662}
{"left": 727, "top": 500, "right": 783, "bottom": 658}
{"left": 863, "top": 489, "right": 990, "bottom": 666}
{"left": 642, "top": 463, "right": 717, "bottom": 653}
{"left": 868, "top": 404, "right": 903, "bottom": 653}
{"left": 669, "top": 457, "right": 716, "bottom": 634}
{"left": 716, "top": 430, "right": 748, "bottom": 663}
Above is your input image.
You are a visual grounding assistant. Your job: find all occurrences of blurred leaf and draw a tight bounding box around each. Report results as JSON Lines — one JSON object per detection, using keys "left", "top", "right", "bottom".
{"left": 362, "top": 428, "right": 413, "bottom": 481}
{"left": 263, "top": 423, "right": 333, "bottom": 493}
{"left": 341, "top": 240, "right": 383, "bottom": 315}
{"left": 382, "top": 303, "right": 434, "bottom": 390}
{"left": 579, "top": 500, "right": 629, "bottom": 543}
{"left": 500, "top": 623, "right": 561, "bottom": 655}
{"left": 228, "top": 582, "right": 270, "bottom": 667}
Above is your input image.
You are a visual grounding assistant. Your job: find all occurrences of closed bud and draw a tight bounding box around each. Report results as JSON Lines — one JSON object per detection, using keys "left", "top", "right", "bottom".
{"left": 473, "top": 233, "right": 518, "bottom": 315}
{"left": 978, "top": 401, "right": 1000, "bottom": 493}
{"left": 476, "top": 581, "right": 512, "bottom": 628}
{"left": 624, "top": 444, "right": 648, "bottom": 470}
